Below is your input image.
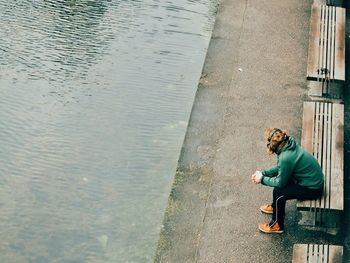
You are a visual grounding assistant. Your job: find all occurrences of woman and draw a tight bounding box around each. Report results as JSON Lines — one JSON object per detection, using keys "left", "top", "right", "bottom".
{"left": 251, "top": 128, "right": 324, "bottom": 234}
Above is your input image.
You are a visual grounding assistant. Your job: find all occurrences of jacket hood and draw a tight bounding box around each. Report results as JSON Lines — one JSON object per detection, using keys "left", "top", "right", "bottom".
{"left": 279, "top": 136, "right": 297, "bottom": 153}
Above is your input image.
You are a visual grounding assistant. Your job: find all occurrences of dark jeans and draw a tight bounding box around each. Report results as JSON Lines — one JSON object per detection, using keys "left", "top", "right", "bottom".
{"left": 269, "top": 182, "right": 323, "bottom": 229}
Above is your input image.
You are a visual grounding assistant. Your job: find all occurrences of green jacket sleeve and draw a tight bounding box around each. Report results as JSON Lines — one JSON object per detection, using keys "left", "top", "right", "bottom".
{"left": 261, "top": 155, "right": 294, "bottom": 188}
{"left": 262, "top": 166, "right": 279, "bottom": 177}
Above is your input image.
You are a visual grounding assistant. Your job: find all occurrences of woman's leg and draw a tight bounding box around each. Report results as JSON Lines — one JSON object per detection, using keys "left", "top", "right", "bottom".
{"left": 270, "top": 187, "right": 287, "bottom": 229}
{"left": 270, "top": 183, "right": 323, "bottom": 229}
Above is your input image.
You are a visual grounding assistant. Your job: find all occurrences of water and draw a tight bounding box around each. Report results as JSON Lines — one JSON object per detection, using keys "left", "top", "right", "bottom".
{"left": 0, "top": 0, "right": 217, "bottom": 262}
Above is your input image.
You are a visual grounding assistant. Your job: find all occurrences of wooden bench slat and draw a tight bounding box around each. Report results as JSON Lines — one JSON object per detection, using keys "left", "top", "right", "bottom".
{"left": 292, "top": 244, "right": 308, "bottom": 263}
{"left": 334, "top": 7, "right": 345, "bottom": 81}
{"left": 310, "top": 245, "right": 316, "bottom": 262}
{"left": 329, "top": 7, "right": 336, "bottom": 80}
{"left": 330, "top": 103, "right": 344, "bottom": 210}
{"left": 314, "top": 103, "right": 323, "bottom": 172}
{"left": 323, "top": 103, "right": 332, "bottom": 210}
{"left": 324, "top": 245, "right": 329, "bottom": 263}
{"left": 318, "top": 6, "right": 326, "bottom": 79}
{"left": 301, "top": 101, "right": 315, "bottom": 153}
{"left": 307, "top": 4, "right": 321, "bottom": 79}
{"left": 320, "top": 103, "right": 330, "bottom": 209}
{"left": 329, "top": 245, "right": 343, "bottom": 263}
{"left": 322, "top": 6, "right": 328, "bottom": 78}
{"left": 318, "top": 5, "right": 327, "bottom": 79}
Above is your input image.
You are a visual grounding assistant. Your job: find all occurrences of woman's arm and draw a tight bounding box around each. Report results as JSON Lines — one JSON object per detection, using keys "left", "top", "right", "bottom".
{"left": 262, "top": 166, "right": 279, "bottom": 177}
{"left": 261, "top": 156, "right": 294, "bottom": 188}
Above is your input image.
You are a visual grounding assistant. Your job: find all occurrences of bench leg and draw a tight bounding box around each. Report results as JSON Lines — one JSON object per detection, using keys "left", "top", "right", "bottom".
{"left": 296, "top": 208, "right": 341, "bottom": 229}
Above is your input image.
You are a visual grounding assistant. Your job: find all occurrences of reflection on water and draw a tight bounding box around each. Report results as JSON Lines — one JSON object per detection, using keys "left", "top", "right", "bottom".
{"left": 0, "top": 0, "right": 217, "bottom": 262}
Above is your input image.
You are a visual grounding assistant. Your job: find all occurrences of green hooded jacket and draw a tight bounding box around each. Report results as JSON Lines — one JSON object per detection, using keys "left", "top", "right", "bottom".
{"left": 261, "top": 137, "right": 324, "bottom": 189}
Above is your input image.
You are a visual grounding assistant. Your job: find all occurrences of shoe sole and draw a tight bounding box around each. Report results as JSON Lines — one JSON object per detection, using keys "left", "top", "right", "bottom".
{"left": 258, "top": 226, "right": 284, "bottom": 234}
{"left": 260, "top": 207, "right": 273, "bottom": 214}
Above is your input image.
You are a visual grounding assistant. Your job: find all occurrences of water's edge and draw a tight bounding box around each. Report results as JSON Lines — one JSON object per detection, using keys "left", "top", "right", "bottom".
{"left": 153, "top": 1, "right": 221, "bottom": 261}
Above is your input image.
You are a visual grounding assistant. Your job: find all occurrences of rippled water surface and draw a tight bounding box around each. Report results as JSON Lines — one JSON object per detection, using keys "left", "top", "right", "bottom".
{"left": 0, "top": 1, "right": 217, "bottom": 262}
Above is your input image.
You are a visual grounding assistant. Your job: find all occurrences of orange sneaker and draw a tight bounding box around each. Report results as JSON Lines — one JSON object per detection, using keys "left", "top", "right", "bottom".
{"left": 258, "top": 223, "right": 284, "bottom": 234}
{"left": 260, "top": 204, "right": 273, "bottom": 214}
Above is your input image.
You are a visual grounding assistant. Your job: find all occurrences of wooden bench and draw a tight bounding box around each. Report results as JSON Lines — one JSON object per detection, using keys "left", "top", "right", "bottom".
{"left": 292, "top": 244, "right": 343, "bottom": 263}
{"left": 306, "top": 4, "right": 345, "bottom": 97}
{"left": 297, "top": 101, "right": 344, "bottom": 225}
{"left": 307, "top": 4, "right": 345, "bottom": 81}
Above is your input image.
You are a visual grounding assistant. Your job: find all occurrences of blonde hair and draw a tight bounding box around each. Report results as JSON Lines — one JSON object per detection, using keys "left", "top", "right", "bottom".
{"left": 264, "top": 128, "right": 289, "bottom": 155}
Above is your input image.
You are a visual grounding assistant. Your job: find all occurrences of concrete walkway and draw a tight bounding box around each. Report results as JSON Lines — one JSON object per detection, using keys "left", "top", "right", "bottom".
{"left": 155, "top": 0, "right": 350, "bottom": 262}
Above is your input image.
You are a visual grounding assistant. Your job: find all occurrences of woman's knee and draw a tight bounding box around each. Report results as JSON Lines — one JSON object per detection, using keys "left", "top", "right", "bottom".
{"left": 273, "top": 187, "right": 284, "bottom": 197}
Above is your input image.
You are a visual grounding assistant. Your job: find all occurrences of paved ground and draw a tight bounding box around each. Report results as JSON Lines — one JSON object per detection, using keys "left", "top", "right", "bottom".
{"left": 155, "top": 0, "right": 350, "bottom": 262}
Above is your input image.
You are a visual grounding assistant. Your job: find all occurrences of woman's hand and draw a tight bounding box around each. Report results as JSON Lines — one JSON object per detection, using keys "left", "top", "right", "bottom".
{"left": 251, "top": 171, "right": 263, "bottom": 184}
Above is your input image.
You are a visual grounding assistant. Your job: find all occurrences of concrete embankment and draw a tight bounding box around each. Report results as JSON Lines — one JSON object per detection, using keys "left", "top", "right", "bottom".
{"left": 155, "top": 0, "right": 350, "bottom": 262}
